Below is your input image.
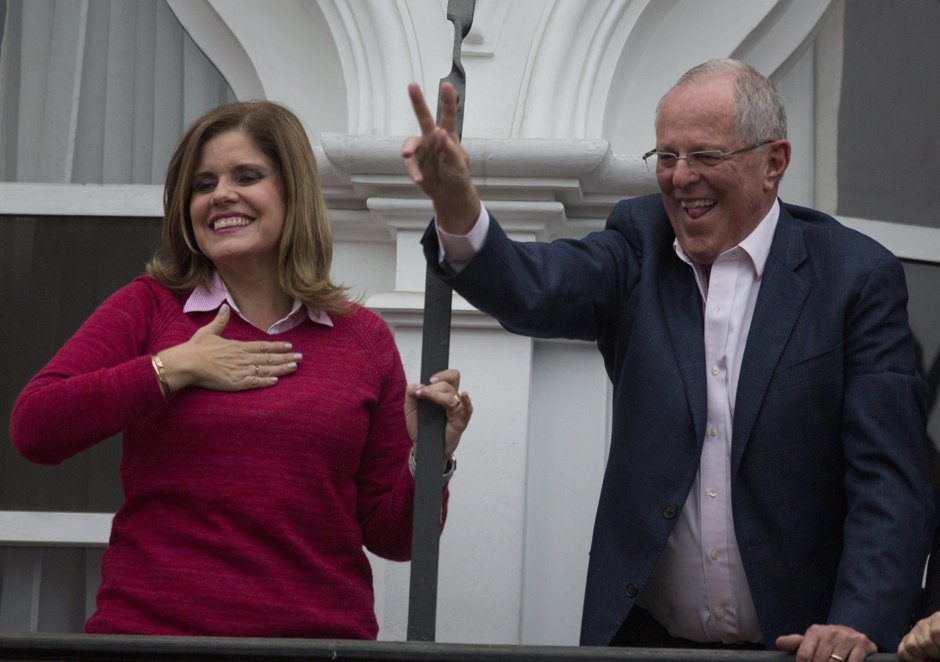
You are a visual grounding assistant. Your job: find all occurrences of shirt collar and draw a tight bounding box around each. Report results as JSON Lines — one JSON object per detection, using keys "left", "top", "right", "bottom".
{"left": 183, "top": 271, "right": 332, "bottom": 332}
{"left": 673, "top": 199, "right": 780, "bottom": 279}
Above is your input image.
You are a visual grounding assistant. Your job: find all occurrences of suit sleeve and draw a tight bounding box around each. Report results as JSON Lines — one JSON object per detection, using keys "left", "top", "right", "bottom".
{"left": 831, "top": 255, "right": 934, "bottom": 649}
{"left": 421, "top": 204, "right": 641, "bottom": 343}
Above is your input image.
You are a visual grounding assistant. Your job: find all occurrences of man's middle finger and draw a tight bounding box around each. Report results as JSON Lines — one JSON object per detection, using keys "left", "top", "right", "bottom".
{"left": 437, "top": 82, "right": 459, "bottom": 135}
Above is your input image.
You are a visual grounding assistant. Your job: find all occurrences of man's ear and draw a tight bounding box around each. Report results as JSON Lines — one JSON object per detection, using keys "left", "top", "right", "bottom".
{"left": 765, "top": 139, "right": 791, "bottom": 187}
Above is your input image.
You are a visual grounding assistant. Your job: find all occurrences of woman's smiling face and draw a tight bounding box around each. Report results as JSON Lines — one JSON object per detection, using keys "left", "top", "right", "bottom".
{"left": 189, "top": 129, "right": 285, "bottom": 275}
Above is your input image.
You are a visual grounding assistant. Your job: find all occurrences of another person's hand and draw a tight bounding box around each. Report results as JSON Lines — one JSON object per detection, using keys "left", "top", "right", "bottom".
{"left": 776, "top": 624, "right": 877, "bottom": 662}
{"left": 898, "top": 612, "right": 940, "bottom": 661}
{"left": 156, "top": 305, "right": 301, "bottom": 393}
{"left": 405, "top": 368, "right": 473, "bottom": 466}
{"left": 401, "top": 82, "right": 481, "bottom": 234}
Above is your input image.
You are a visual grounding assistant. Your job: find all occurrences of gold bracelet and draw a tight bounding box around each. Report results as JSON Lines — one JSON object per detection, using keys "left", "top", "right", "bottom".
{"left": 150, "top": 354, "right": 170, "bottom": 400}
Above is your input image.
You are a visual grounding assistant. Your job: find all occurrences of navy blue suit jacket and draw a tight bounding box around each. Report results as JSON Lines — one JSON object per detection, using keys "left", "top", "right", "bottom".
{"left": 422, "top": 194, "right": 934, "bottom": 649}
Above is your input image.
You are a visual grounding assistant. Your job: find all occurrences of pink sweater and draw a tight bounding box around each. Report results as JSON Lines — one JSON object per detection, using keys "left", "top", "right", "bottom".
{"left": 10, "top": 276, "right": 442, "bottom": 639}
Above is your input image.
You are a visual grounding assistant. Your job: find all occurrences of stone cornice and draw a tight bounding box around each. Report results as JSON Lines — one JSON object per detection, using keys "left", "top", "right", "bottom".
{"left": 318, "top": 133, "right": 658, "bottom": 241}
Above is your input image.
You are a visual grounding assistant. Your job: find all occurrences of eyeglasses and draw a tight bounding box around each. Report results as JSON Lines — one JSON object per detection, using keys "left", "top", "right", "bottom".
{"left": 642, "top": 140, "right": 774, "bottom": 174}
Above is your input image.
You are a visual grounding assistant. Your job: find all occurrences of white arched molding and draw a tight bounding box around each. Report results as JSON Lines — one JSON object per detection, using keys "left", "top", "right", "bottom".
{"left": 164, "top": 0, "right": 264, "bottom": 100}
{"left": 513, "top": 0, "right": 836, "bottom": 152}
{"left": 317, "top": 0, "right": 449, "bottom": 135}
{"left": 167, "top": 1, "right": 469, "bottom": 138}
{"left": 604, "top": 0, "right": 837, "bottom": 152}
{"left": 168, "top": 0, "right": 348, "bottom": 141}
{"left": 513, "top": 0, "right": 647, "bottom": 141}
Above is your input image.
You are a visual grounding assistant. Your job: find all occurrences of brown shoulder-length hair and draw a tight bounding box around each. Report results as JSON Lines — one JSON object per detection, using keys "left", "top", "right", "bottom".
{"left": 146, "top": 100, "right": 351, "bottom": 315}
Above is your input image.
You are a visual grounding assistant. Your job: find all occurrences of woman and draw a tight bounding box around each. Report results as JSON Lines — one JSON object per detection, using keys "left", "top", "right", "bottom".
{"left": 9, "top": 100, "right": 471, "bottom": 639}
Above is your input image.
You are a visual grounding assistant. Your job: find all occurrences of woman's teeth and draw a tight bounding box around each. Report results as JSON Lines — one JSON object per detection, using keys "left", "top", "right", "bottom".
{"left": 212, "top": 217, "right": 251, "bottom": 230}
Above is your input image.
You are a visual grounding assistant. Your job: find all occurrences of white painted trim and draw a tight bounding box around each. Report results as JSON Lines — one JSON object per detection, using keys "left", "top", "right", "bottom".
{"left": 838, "top": 216, "right": 940, "bottom": 265}
{"left": 0, "top": 183, "right": 162, "bottom": 217}
{"left": 0, "top": 512, "right": 112, "bottom": 547}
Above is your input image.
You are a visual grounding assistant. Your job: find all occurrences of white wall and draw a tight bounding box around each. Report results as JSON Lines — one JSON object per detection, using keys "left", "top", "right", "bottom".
{"left": 290, "top": 0, "right": 834, "bottom": 644}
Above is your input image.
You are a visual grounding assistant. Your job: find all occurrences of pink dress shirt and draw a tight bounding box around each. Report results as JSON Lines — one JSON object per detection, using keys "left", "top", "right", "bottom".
{"left": 638, "top": 201, "right": 779, "bottom": 643}
{"left": 183, "top": 271, "right": 332, "bottom": 333}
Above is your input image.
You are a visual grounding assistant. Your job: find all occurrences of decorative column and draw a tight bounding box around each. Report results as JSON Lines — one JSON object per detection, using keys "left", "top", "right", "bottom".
{"left": 320, "top": 134, "right": 655, "bottom": 643}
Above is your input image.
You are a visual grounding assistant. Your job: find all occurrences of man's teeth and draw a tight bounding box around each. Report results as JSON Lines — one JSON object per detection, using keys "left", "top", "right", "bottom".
{"left": 212, "top": 217, "right": 252, "bottom": 230}
{"left": 680, "top": 199, "right": 716, "bottom": 209}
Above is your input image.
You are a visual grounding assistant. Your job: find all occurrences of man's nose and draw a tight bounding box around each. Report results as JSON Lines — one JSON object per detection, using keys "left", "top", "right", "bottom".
{"left": 671, "top": 156, "right": 701, "bottom": 186}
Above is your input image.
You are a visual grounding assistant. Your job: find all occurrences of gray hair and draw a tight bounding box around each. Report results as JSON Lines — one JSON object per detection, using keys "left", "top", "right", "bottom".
{"left": 657, "top": 58, "right": 787, "bottom": 143}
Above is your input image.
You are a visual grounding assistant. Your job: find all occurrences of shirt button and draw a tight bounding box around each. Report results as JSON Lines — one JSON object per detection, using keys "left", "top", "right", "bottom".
{"left": 662, "top": 504, "right": 678, "bottom": 519}
{"left": 711, "top": 366, "right": 720, "bottom": 375}
{"left": 625, "top": 583, "right": 639, "bottom": 598}
{"left": 707, "top": 489, "right": 718, "bottom": 498}
{"left": 708, "top": 426, "right": 718, "bottom": 438}
{"left": 716, "top": 608, "right": 728, "bottom": 620}
{"left": 709, "top": 550, "right": 719, "bottom": 561}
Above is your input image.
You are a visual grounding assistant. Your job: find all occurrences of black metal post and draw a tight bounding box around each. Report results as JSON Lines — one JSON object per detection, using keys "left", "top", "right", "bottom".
{"left": 407, "top": 0, "right": 475, "bottom": 643}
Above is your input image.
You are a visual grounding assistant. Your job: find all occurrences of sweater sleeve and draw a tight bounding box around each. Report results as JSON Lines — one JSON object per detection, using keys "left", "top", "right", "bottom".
{"left": 10, "top": 278, "right": 170, "bottom": 465}
{"left": 353, "top": 312, "right": 449, "bottom": 561}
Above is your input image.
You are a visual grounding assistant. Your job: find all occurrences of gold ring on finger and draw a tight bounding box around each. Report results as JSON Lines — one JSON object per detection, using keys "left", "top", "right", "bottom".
{"left": 254, "top": 365, "right": 261, "bottom": 377}
{"left": 452, "top": 394, "right": 461, "bottom": 407}
{"left": 829, "top": 654, "right": 844, "bottom": 662}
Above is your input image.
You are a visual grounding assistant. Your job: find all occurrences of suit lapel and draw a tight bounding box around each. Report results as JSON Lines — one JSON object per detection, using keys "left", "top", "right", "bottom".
{"left": 659, "top": 248, "right": 707, "bottom": 447}
{"left": 731, "top": 210, "right": 811, "bottom": 473}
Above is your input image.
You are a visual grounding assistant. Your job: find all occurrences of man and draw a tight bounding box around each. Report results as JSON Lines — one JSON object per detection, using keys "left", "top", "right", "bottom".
{"left": 402, "top": 59, "right": 934, "bottom": 661}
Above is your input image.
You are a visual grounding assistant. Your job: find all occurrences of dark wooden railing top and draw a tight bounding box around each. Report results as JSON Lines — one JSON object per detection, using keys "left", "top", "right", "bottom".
{"left": 0, "top": 634, "right": 904, "bottom": 662}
